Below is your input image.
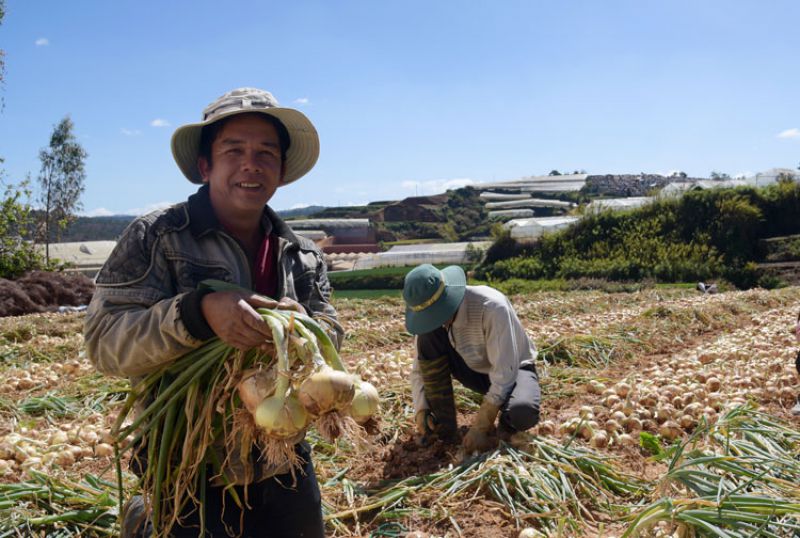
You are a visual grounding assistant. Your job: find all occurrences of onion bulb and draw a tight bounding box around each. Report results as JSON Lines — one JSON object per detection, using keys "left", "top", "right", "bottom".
{"left": 297, "top": 366, "right": 355, "bottom": 416}
{"left": 347, "top": 380, "right": 380, "bottom": 424}
{"left": 590, "top": 431, "right": 609, "bottom": 448}
{"left": 237, "top": 368, "right": 275, "bottom": 414}
{"left": 616, "top": 433, "right": 636, "bottom": 446}
{"left": 659, "top": 420, "right": 682, "bottom": 441}
{"left": 614, "top": 382, "right": 631, "bottom": 398}
{"left": 536, "top": 420, "right": 556, "bottom": 436}
{"left": 254, "top": 394, "right": 309, "bottom": 439}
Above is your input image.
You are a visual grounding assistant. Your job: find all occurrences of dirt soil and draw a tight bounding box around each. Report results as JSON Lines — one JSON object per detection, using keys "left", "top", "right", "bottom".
{"left": 0, "top": 286, "right": 799, "bottom": 537}
{"left": 0, "top": 271, "right": 94, "bottom": 317}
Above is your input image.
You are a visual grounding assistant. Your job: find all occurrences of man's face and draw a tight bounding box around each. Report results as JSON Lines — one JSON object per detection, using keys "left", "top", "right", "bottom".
{"left": 198, "top": 114, "right": 284, "bottom": 221}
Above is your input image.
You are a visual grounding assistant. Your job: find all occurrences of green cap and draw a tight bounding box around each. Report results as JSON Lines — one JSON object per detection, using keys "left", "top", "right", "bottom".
{"left": 403, "top": 264, "right": 466, "bottom": 335}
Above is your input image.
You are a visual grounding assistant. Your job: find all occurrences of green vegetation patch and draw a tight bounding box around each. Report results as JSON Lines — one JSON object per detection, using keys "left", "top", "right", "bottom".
{"left": 477, "top": 182, "right": 800, "bottom": 289}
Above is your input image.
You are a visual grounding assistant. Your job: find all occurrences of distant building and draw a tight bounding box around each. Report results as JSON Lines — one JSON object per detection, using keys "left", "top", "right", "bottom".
{"left": 660, "top": 179, "right": 748, "bottom": 197}
{"left": 503, "top": 216, "right": 580, "bottom": 241}
{"left": 352, "top": 241, "right": 491, "bottom": 270}
{"left": 39, "top": 240, "right": 118, "bottom": 277}
{"left": 286, "top": 218, "right": 379, "bottom": 254}
{"left": 745, "top": 168, "right": 798, "bottom": 187}
{"left": 488, "top": 209, "right": 535, "bottom": 220}
{"left": 586, "top": 197, "right": 654, "bottom": 212}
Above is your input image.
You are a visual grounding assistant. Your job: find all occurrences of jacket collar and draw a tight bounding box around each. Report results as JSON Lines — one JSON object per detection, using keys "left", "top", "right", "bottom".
{"left": 187, "top": 185, "right": 303, "bottom": 245}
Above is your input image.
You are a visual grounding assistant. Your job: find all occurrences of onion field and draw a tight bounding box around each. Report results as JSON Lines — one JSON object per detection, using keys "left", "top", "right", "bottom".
{"left": 0, "top": 285, "right": 798, "bottom": 537}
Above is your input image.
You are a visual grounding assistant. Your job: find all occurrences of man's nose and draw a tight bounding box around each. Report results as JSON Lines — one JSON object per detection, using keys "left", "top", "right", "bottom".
{"left": 241, "top": 150, "right": 262, "bottom": 172}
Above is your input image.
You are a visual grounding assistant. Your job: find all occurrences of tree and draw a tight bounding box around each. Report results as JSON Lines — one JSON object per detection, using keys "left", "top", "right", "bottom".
{"left": 548, "top": 170, "right": 562, "bottom": 176}
{"left": 37, "top": 116, "right": 87, "bottom": 263}
{"left": 709, "top": 171, "right": 731, "bottom": 181}
{"left": 0, "top": 177, "right": 44, "bottom": 278}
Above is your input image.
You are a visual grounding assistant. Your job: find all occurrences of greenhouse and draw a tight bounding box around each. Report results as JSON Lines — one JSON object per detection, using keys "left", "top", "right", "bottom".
{"left": 504, "top": 216, "right": 580, "bottom": 241}
{"left": 352, "top": 241, "right": 491, "bottom": 270}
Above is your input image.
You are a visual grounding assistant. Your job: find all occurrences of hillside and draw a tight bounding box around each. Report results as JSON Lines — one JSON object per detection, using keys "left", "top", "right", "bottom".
{"left": 58, "top": 174, "right": 720, "bottom": 244}
{"left": 62, "top": 206, "right": 327, "bottom": 241}
{"left": 478, "top": 181, "right": 800, "bottom": 288}
{"left": 59, "top": 188, "right": 489, "bottom": 243}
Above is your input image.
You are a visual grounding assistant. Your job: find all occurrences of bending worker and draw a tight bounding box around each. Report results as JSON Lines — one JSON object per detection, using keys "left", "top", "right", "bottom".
{"left": 403, "top": 264, "right": 541, "bottom": 451}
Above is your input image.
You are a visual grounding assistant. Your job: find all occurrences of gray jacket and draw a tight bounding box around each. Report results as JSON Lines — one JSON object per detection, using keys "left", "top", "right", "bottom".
{"left": 84, "top": 185, "right": 343, "bottom": 482}
{"left": 85, "top": 185, "right": 342, "bottom": 378}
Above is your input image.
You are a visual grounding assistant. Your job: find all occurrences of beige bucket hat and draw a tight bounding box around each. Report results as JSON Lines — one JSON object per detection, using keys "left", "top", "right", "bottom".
{"left": 171, "top": 87, "right": 319, "bottom": 185}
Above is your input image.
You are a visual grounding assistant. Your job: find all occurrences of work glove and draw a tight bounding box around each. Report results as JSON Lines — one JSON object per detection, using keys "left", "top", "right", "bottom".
{"left": 414, "top": 409, "right": 436, "bottom": 446}
{"left": 415, "top": 409, "right": 436, "bottom": 435}
{"left": 463, "top": 400, "right": 500, "bottom": 453}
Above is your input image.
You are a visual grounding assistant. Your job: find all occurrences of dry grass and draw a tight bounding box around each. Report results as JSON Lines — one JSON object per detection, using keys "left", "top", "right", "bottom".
{"left": 0, "top": 286, "right": 798, "bottom": 536}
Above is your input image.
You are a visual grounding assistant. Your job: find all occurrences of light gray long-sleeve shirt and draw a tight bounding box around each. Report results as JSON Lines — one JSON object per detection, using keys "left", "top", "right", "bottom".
{"left": 410, "top": 285, "right": 536, "bottom": 411}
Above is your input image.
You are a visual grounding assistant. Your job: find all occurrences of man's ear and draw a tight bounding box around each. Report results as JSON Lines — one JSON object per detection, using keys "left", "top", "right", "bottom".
{"left": 197, "top": 157, "right": 210, "bottom": 183}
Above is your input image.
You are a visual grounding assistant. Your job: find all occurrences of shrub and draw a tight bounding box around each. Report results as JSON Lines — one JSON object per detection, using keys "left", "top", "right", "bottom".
{"left": 477, "top": 183, "right": 800, "bottom": 289}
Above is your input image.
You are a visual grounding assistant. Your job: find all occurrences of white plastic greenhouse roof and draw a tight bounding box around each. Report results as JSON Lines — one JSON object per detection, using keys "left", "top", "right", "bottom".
{"left": 287, "top": 219, "right": 370, "bottom": 230}
{"left": 504, "top": 216, "right": 579, "bottom": 229}
{"left": 587, "top": 197, "right": 653, "bottom": 211}
{"left": 352, "top": 241, "right": 491, "bottom": 270}
{"left": 488, "top": 209, "right": 535, "bottom": 219}
{"left": 478, "top": 192, "right": 533, "bottom": 201}
{"left": 293, "top": 229, "right": 327, "bottom": 240}
{"left": 484, "top": 198, "right": 575, "bottom": 209}
{"left": 477, "top": 174, "right": 588, "bottom": 193}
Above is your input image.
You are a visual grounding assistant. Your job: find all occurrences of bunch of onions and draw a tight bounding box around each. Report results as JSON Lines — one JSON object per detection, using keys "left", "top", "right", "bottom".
{"left": 247, "top": 308, "right": 381, "bottom": 444}
{"left": 112, "top": 279, "right": 381, "bottom": 537}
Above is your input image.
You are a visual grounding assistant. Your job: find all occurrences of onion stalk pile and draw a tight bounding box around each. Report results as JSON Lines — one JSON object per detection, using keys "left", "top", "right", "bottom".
{"left": 112, "top": 297, "right": 379, "bottom": 537}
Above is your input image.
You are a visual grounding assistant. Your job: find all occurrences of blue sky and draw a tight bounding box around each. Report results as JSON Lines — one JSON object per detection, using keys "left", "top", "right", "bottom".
{"left": 1, "top": 1, "right": 799, "bottom": 216}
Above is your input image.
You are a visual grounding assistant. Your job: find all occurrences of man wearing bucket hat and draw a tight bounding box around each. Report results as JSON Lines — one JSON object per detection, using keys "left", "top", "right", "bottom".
{"left": 403, "top": 264, "right": 541, "bottom": 451}
{"left": 85, "top": 88, "right": 341, "bottom": 537}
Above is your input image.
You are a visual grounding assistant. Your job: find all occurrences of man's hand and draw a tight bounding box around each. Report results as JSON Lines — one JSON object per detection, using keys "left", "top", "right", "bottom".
{"left": 415, "top": 409, "right": 436, "bottom": 446}
{"left": 415, "top": 409, "right": 435, "bottom": 436}
{"left": 201, "top": 291, "right": 278, "bottom": 351}
{"left": 463, "top": 401, "right": 500, "bottom": 453}
{"left": 275, "top": 296, "right": 306, "bottom": 314}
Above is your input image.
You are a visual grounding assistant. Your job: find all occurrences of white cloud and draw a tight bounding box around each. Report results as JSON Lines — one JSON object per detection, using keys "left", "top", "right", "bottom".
{"left": 35, "top": 38, "right": 49, "bottom": 46}
{"left": 401, "top": 177, "right": 476, "bottom": 195}
{"left": 120, "top": 128, "right": 141, "bottom": 136}
{"left": 82, "top": 207, "right": 114, "bottom": 217}
{"left": 150, "top": 119, "right": 171, "bottom": 128}
{"left": 125, "top": 201, "right": 174, "bottom": 216}
{"left": 291, "top": 203, "right": 311, "bottom": 209}
{"left": 293, "top": 98, "right": 309, "bottom": 105}
{"left": 777, "top": 128, "right": 800, "bottom": 139}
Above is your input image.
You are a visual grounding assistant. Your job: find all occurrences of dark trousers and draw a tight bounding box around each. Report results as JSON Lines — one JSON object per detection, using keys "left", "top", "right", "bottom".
{"left": 122, "top": 443, "right": 324, "bottom": 538}
{"left": 418, "top": 328, "right": 541, "bottom": 431}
